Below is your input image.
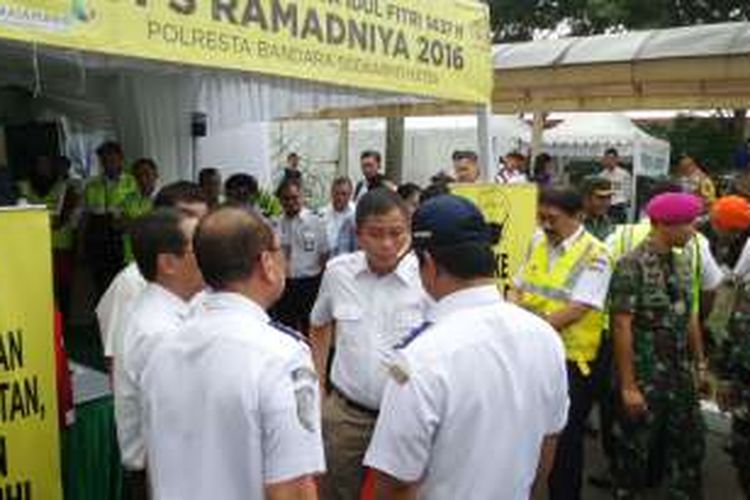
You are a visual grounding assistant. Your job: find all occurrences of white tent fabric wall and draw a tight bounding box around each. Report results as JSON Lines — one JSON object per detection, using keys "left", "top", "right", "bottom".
{"left": 541, "top": 113, "right": 671, "bottom": 178}
{"left": 348, "top": 115, "right": 531, "bottom": 185}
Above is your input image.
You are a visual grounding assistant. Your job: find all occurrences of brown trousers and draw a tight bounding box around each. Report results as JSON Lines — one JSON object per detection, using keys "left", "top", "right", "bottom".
{"left": 321, "top": 390, "right": 378, "bottom": 500}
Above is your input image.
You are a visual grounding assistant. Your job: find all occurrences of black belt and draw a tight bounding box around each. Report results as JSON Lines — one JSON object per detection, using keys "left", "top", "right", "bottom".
{"left": 332, "top": 386, "right": 379, "bottom": 417}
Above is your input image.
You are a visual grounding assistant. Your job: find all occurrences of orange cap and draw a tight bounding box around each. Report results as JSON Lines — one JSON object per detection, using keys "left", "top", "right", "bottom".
{"left": 711, "top": 195, "right": 750, "bottom": 231}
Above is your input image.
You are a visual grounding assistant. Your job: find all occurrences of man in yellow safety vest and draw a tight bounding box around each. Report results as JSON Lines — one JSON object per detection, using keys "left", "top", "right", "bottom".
{"left": 513, "top": 187, "right": 613, "bottom": 500}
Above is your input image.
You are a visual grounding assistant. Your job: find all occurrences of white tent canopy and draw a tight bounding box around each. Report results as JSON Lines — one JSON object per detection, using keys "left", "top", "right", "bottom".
{"left": 348, "top": 115, "right": 531, "bottom": 183}
{"left": 542, "top": 113, "right": 671, "bottom": 178}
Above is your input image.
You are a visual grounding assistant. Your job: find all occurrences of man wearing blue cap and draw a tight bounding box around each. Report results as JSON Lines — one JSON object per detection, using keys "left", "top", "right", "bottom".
{"left": 364, "top": 195, "right": 569, "bottom": 500}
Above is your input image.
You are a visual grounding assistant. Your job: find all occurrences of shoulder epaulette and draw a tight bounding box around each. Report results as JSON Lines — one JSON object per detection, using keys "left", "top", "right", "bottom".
{"left": 395, "top": 321, "right": 433, "bottom": 350}
{"left": 269, "top": 321, "right": 309, "bottom": 346}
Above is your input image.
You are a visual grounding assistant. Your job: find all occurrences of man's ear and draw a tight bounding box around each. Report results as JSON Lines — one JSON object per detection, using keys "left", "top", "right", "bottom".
{"left": 157, "top": 252, "right": 179, "bottom": 278}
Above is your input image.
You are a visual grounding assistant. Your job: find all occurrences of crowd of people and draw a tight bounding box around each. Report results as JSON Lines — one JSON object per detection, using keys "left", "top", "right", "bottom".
{"left": 3, "top": 137, "right": 750, "bottom": 500}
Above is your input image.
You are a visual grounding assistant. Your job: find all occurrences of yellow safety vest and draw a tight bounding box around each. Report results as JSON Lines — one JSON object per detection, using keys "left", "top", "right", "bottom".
{"left": 18, "top": 180, "right": 74, "bottom": 251}
{"left": 84, "top": 173, "right": 138, "bottom": 215}
{"left": 518, "top": 231, "right": 610, "bottom": 375}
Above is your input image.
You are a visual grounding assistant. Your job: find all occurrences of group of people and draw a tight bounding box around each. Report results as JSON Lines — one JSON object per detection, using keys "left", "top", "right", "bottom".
{"left": 6, "top": 136, "right": 750, "bottom": 500}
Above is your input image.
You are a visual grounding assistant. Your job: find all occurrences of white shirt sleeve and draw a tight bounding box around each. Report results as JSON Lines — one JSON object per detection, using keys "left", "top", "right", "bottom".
{"left": 259, "top": 351, "right": 325, "bottom": 484}
{"left": 96, "top": 265, "right": 147, "bottom": 358}
{"left": 310, "top": 267, "right": 334, "bottom": 326}
{"left": 697, "top": 236, "right": 723, "bottom": 291}
{"left": 543, "top": 334, "right": 570, "bottom": 434}
{"left": 114, "top": 324, "right": 150, "bottom": 470}
{"left": 364, "top": 359, "right": 442, "bottom": 482}
{"left": 569, "top": 253, "right": 613, "bottom": 310}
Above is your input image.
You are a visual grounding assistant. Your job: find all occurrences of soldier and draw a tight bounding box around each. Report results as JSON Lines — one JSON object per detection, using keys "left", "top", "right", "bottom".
{"left": 582, "top": 176, "right": 616, "bottom": 242}
{"left": 705, "top": 196, "right": 750, "bottom": 497}
{"left": 609, "top": 192, "right": 709, "bottom": 499}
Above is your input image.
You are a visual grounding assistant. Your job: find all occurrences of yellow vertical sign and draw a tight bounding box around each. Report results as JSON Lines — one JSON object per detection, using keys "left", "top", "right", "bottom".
{"left": 452, "top": 184, "right": 538, "bottom": 297}
{"left": 0, "top": 208, "right": 62, "bottom": 500}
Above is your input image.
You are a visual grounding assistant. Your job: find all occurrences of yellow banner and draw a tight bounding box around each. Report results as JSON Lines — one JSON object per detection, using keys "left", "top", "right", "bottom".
{"left": 0, "top": 208, "right": 62, "bottom": 500}
{"left": 452, "top": 183, "right": 538, "bottom": 297}
{"left": 0, "top": 0, "right": 492, "bottom": 103}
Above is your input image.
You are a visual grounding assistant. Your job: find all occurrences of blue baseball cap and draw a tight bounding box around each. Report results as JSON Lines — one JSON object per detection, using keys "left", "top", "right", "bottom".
{"left": 412, "top": 195, "right": 491, "bottom": 248}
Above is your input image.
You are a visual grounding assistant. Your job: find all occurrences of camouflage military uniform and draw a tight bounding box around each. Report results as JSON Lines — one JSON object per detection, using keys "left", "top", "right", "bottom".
{"left": 585, "top": 215, "right": 616, "bottom": 243}
{"left": 609, "top": 239, "right": 705, "bottom": 499}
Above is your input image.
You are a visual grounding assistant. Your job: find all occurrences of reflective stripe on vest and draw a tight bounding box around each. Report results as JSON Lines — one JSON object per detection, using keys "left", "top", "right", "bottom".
{"left": 518, "top": 231, "right": 610, "bottom": 375}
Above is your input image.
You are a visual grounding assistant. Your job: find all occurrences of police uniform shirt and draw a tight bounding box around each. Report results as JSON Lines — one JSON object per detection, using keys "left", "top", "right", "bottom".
{"left": 364, "top": 285, "right": 569, "bottom": 500}
{"left": 96, "top": 262, "right": 148, "bottom": 358}
{"left": 142, "top": 292, "right": 325, "bottom": 500}
{"left": 275, "top": 208, "right": 329, "bottom": 278}
{"left": 310, "top": 251, "right": 430, "bottom": 410}
{"left": 516, "top": 227, "right": 613, "bottom": 310}
{"left": 114, "top": 283, "right": 190, "bottom": 469}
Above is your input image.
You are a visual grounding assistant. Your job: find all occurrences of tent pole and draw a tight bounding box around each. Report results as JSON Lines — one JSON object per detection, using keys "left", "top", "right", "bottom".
{"left": 385, "top": 116, "right": 405, "bottom": 183}
{"left": 531, "top": 111, "right": 545, "bottom": 161}
{"left": 477, "top": 104, "right": 492, "bottom": 182}
{"left": 337, "top": 118, "right": 350, "bottom": 178}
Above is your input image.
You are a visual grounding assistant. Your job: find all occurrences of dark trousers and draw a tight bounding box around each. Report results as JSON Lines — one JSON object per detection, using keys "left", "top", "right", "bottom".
{"left": 549, "top": 361, "right": 597, "bottom": 500}
{"left": 592, "top": 338, "right": 616, "bottom": 461}
{"left": 270, "top": 275, "right": 322, "bottom": 335}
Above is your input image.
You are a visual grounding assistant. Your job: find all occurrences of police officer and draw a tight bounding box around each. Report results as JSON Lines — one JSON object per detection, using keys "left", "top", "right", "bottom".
{"left": 142, "top": 207, "right": 324, "bottom": 500}
{"left": 513, "top": 187, "right": 613, "bottom": 500}
{"left": 310, "top": 188, "right": 429, "bottom": 500}
{"left": 271, "top": 177, "right": 328, "bottom": 334}
{"left": 582, "top": 176, "right": 616, "bottom": 242}
{"left": 83, "top": 141, "right": 139, "bottom": 297}
{"left": 609, "top": 192, "right": 708, "bottom": 499}
{"left": 705, "top": 196, "right": 750, "bottom": 497}
{"left": 123, "top": 158, "right": 159, "bottom": 263}
{"left": 364, "top": 195, "right": 569, "bottom": 500}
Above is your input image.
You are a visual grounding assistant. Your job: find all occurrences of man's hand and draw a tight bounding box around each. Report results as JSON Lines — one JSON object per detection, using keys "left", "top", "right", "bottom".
{"left": 621, "top": 386, "right": 648, "bottom": 420}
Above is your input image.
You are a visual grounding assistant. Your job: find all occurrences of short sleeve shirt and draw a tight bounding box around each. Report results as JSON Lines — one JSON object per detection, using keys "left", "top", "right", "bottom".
{"left": 274, "top": 209, "right": 329, "bottom": 278}
{"left": 310, "top": 252, "right": 430, "bottom": 409}
{"left": 365, "top": 286, "right": 568, "bottom": 500}
{"left": 143, "top": 292, "right": 325, "bottom": 500}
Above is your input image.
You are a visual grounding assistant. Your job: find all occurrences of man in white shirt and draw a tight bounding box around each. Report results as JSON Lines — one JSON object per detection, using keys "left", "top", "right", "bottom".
{"left": 599, "top": 148, "right": 633, "bottom": 223}
{"left": 271, "top": 177, "right": 329, "bottom": 334}
{"left": 310, "top": 188, "right": 430, "bottom": 500}
{"left": 322, "top": 176, "right": 356, "bottom": 257}
{"left": 115, "top": 208, "right": 204, "bottom": 497}
{"left": 364, "top": 194, "right": 569, "bottom": 500}
{"left": 496, "top": 151, "right": 529, "bottom": 184}
{"left": 96, "top": 181, "right": 208, "bottom": 369}
{"left": 142, "top": 207, "right": 325, "bottom": 500}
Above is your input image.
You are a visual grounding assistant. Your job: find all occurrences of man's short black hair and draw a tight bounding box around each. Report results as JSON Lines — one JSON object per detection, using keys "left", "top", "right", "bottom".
{"left": 133, "top": 158, "right": 158, "bottom": 174}
{"left": 505, "top": 151, "right": 525, "bottom": 162}
{"left": 225, "top": 173, "right": 259, "bottom": 197}
{"left": 452, "top": 150, "right": 478, "bottom": 162}
{"left": 420, "top": 182, "right": 451, "bottom": 203}
{"left": 355, "top": 188, "right": 407, "bottom": 227}
{"left": 287, "top": 152, "right": 299, "bottom": 159}
{"left": 539, "top": 187, "right": 583, "bottom": 216}
{"left": 416, "top": 244, "right": 497, "bottom": 280}
{"left": 131, "top": 208, "right": 188, "bottom": 282}
{"left": 276, "top": 176, "right": 303, "bottom": 199}
{"left": 360, "top": 150, "right": 382, "bottom": 163}
{"left": 198, "top": 168, "right": 220, "bottom": 183}
{"left": 194, "top": 208, "right": 274, "bottom": 290}
{"left": 154, "top": 181, "right": 206, "bottom": 209}
{"left": 604, "top": 147, "right": 619, "bottom": 157}
{"left": 96, "top": 140, "right": 123, "bottom": 157}
{"left": 397, "top": 182, "right": 422, "bottom": 201}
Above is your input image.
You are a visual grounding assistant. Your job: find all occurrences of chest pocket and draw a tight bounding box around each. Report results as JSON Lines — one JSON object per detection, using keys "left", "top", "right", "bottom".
{"left": 333, "top": 304, "right": 363, "bottom": 346}
{"left": 298, "top": 226, "right": 318, "bottom": 253}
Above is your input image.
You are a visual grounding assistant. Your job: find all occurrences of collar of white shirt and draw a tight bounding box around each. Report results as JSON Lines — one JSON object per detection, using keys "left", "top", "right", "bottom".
{"left": 352, "top": 250, "right": 418, "bottom": 285}
{"left": 147, "top": 283, "right": 191, "bottom": 319}
{"left": 554, "top": 225, "right": 586, "bottom": 253}
{"left": 202, "top": 291, "right": 270, "bottom": 323}
{"left": 430, "top": 285, "right": 501, "bottom": 323}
